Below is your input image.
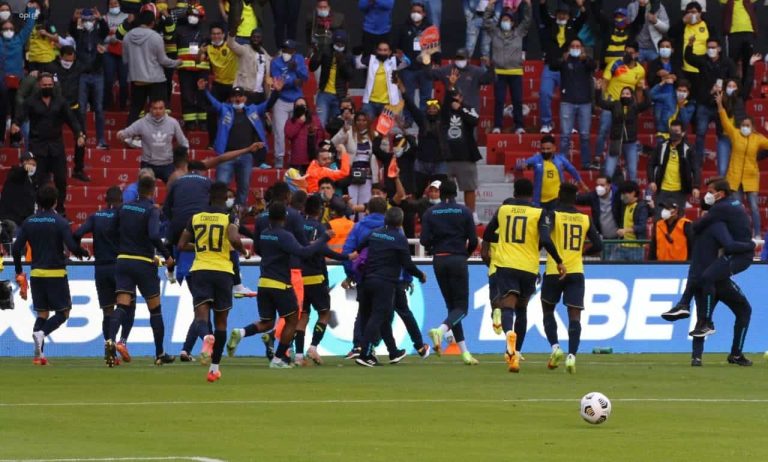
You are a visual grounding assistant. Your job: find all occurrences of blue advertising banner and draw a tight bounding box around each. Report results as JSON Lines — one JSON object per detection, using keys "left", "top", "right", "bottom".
{"left": 1, "top": 263, "right": 766, "bottom": 357}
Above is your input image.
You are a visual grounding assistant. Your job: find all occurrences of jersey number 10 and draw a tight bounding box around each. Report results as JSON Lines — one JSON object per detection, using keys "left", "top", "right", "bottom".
{"left": 504, "top": 215, "right": 528, "bottom": 244}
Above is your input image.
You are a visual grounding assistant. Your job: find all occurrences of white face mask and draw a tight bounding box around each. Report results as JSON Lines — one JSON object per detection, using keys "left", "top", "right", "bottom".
{"left": 187, "top": 15, "right": 199, "bottom": 25}
{"left": 26, "top": 166, "right": 36, "bottom": 176}
{"left": 411, "top": 12, "right": 423, "bottom": 23}
{"left": 689, "top": 13, "right": 699, "bottom": 24}
{"left": 659, "top": 47, "right": 672, "bottom": 59}
{"left": 725, "top": 87, "right": 737, "bottom": 96}
{"left": 704, "top": 192, "right": 716, "bottom": 205}
{"left": 706, "top": 48, "right": 718, "bottom": 58}
{"left": 556, "top": 19, "right": 567, "bottom": 26}
{"left": 60, "top": 59, "right": 73, "bottom": 69}
{"left": 676, "top": 91, "right": 688, "bottom": 101}
{"left": 109, "top": 7, "right": 121, "bottom": 15}
{"left": 225, "top": 198, "right": 235, "bottom": 209}
{"left": 501, "top": 21, "right": 512, "bottom": 31}
{"left": 153, "top": 115, "right": 165, "bottom": 123}
{"left": 569, "top": 48, "right": 582, "bottom": 58}
{"left": 232, "top": 102, "right": 245, "bottom": 110}
{"left": 333, "top": 44, "right": 345, "bottom": 52}
{"left": 455, "top": 59, "right": 467, "bottom": 69}
{"left": 212, "top": 39, "right": 224, "bottom": 46}
{"left": 83, "top": 21, "right": 95, "bottom": 32}
{"left": 317, "top": 8, "right": 330, "bottom": 18}
{"left": 0, "top": 11, "right": 11, "bottom": 21}
{"left": 429, "top": 198, "right": 441, "bottom": 205}
{"left": 660, "top": 209, "right": 672, "bottom": 220}
{"left": 2, "top": 30, "right": 13, "bottom": 40}
{"left": 740, "top": 126, "right": 752, "bottom": 137}
{"left": 282, "top": 52, "right": 293, "bottom": 62}
{"left": 595, "top": 185, "right": 607, "bottom": 196}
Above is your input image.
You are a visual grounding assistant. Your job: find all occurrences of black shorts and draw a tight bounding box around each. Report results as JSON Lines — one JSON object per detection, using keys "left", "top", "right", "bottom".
{"left": 302, "top": 282, "right": 331, "bottom": 313}
{"left": 495, "top": 267, "right": 538, "bottom": 303}
{"left": 540, "top": 274, "right": 585, "bottom": 309}
{"left": 115, "top": 259, "right": 160, "bottom": 299}
{"left": 94, "top": 264, "right": 117, "bottom": 309}
{"left": 188, "top": 270, "right": 234, "bottom": 312}
{"left": 488, "top": 273, "right": 498, "bottom": 304}
{"left": 30, "top": 276, "right": 71, "bottom": 312}
{"left": 257, "top": 287, "right": 298, "bottom": 321}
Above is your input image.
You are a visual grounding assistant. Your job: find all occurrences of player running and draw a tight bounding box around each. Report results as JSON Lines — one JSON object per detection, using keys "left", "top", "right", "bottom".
{"left": 106, "top": 176, "right": 176, "bottom": 366}
{"left": 12, "top": 185, "right": 90, "bottom": 365}
{"left": 481, "top": 179, "right": 565, "bottom": 373}
{"left": 540, "top": 184, "right": 602, "bottom": 374}
{"left": 177, "top": 182, "right": 249, "bottom": 382}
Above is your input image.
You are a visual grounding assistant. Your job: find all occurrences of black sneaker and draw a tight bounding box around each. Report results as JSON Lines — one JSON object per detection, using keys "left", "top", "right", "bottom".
{"left": 179, "top": 352, "right": 195, "bottom": 362}
{"left": 661, "top": 304, "right": 690, "bottom": 321}
{"left": 388, "top": 349, "right": 407, "bottom": 364}
{"left": 691, "top": 357, "right": 702, "bottom": 367}
{"left": 345, "top": 347, "right": 361, "bottom": 360}
{"left": 727, "top": 354, "right": 753, "bottom": 366}
{"left": 355, "top": 355, "right": 378, "bottom": 368}
{"left": 105, "top": 340, "right": 117, "bottom": 368}
{"left": 154, "top": 353, "right": 176, "bottom": 365}
{"left": 689, "top": 322, "right": 715, "bottom": 338}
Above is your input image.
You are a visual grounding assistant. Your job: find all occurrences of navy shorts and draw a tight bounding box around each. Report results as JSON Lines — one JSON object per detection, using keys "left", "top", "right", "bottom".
{"left": 94, "top": 264, "right": 117, "bottom": 308}
{"left": 302, "top": 282, "right": 331, "bottom": 313}
{"left": 540, "top": 274, "right": 585, "bottom": 309}
{"left": 257, "top": 287, "right": 298, "bottom": 321}
{"left": 30, "top": 276, "right": 71, "bottom": 312}
{"left": 495, "top": 267, "right": 538, "bottom": 303}
{"left": 187, "top": 270, "right": 233, "bottom": 312}
{"left": 488, "top": 273, "right": 498, "bottom": 305}
{"left": 115, "top": 259, "right": 160, "bottom": 299}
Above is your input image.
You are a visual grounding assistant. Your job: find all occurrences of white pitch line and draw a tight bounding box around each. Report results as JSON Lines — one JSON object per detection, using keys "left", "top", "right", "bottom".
{"left": 2, "top": 397, "right": 768, "bottom": 408}
{"left": 0, "top": 458, "right": 226, "bottom": 462}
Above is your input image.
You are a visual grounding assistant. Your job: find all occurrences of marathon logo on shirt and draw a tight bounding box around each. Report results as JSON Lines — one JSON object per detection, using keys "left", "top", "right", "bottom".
{"left": 371, "top": 232, "right": 396, "bottom": 241}
{"left": 432, "top": 208, "right": 464, "bottom": 215}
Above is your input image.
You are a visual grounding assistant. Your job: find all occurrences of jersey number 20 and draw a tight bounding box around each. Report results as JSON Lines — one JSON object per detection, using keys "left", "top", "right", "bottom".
{"left": 193, "top": 224, "right": 224, "bottom": 252}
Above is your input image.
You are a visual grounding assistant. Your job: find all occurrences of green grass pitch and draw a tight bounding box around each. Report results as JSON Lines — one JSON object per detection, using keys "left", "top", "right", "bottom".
{"left": 1, "top": 353, "right": 767, "bottom": 461}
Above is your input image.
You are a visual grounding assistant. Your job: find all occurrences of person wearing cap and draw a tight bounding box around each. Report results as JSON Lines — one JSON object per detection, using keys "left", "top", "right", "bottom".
{"left": 428, "top": 47, "right": 493, "bottom": 112}
{"left": 394, "top": 1, "right": 435, "bottom": 119}
{"left": 305, "top": 142, "right": 351, "bottom": 193}
{"left": 591, "top": 0, "right": 643, "bottom": 68}
{"left": 484, "top": 0, "right": 531, "bottom": 135}
{"left": 270, "top": 38, "right": 309, "bottom": 169}
{"left": 648, "top": 119, "right": 699, "bottom": 218}
{"left": 305, "top": 0, "right": 344, "bottom": 53}
{"left": 309, "top": 29, "right": 354, "bottom": 128}
{"left": 174, "top": 3, "right": 209, "bottom": 131}
{"left": 358, "top": 0, "right": 396, "bottom": 56}
{"left": 421, "top": 180, "right": 479, "bottom": 365}
{"left": 536, "top": 0, "right": 587, "bottom": 135}
{"left": 0, "top": 152, "right": 37, "bottom": 248}
{"left": 627, "top": 0, "right": 670, "bottom": 63}
{"left": 226, "top": 21, "right": 271, "bottom": 105}
{"left": 648, "top": 201, "right": 693, "bottom": 261}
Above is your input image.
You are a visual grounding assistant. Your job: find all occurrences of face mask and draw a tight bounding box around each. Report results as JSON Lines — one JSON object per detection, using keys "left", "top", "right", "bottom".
{"left": 659, "top": 47, "right": 672, "bottom": 59}
{"left": 153, "top": 115, "right": 165, "bottom": 123}
{"left": 212, "top": 39, "right": 224, "bottom": 47}
{"left": 333, "top": 44, "right": 345, "bottom": 53}
{"left": 232, "top": 103, "right": 245, "bottom": 110}
{"left": 704, "top": 192, "right": 716, "bottom": 205}
{"left": 26, "top": 166, "right": 36, "bottom": 176}
{"left": 676, "top": 91, "right": 688, "bottom": 101}
{"left": 669, "top": 132, "right": 683, "bottom": 142}
{"left": 187, "top": 15, "right": 199, "bottom": 25}
{"left": 595, "top": 185, "right": 607, "bottom": 196}
{"left": 376, "top": 53, "right": 388, "bottom": 62}
{"left": 725, "top": 87, "right": 737, "bottom": 96}
{"left": 83, "top": 21, "right": 94, "bottom": 32}
{"left": 660, "top": 209, "right": 672, "bottom": 220}
{"left": 569, "top": 48, "right": 582, "bottom": 58}
{"left": 317, "top": 8, "right": 330, "bottom": 18}
{"left": 109, "top": 7, "right": 121, "bottom": 15}
{"left": 621, "top": 194, "right": 630, "bottom": 204}
{"left": 225, "top": 198, "right": 235, "bottom": 209}
{"left": 411, "top": 12, "right": 423, "bottom": 23}
{"left": 542, "top": 152, "right": 553, "bottom": 159}
{"left": 429, "top": 198, "right": 441, "bottom": 205}
{"left": 60, "top": 60, "right": 73, "bottom": 69}
{"left": 455, "top": 59, "right": 467, "bottom": 69}
{"left": 689, "top": 13, "right": 698, "bottom": 24}
{"left": 282, "top": 53, "right": 293, "bottom": 62}
{"left": 556, "top": 19, "right": 567, "bottom": 26}
{"left": 2, "top": 30, "right": 13, "bottom": 40}
{"left": 706, "top": 48, "right": 718, "bottom": 59}
{"left": 40, "top": 88, "right": 53, "bottom": 97}
{"left": 623, "top": 53, "right": 633, "bottom": 63}
{"left": 0, "top": 11, "right": 11, "bottom": 21}
{"left": 501, "top": 21, "right": 512, "bottom": 31}
{"left": 620, "top": 96, "right": 632, "bottom": 106}
{"left": 740, "top": 126, "right": 752, "bottom": 137}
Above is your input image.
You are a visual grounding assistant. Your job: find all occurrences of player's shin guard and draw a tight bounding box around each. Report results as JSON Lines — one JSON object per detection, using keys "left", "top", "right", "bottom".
{"left": 212, "top": 329, "right": 226, "bottom": 365}
{"left": 109, "top": 305, "right": 128, "bottom": 342}
{"left": 568, "top": 320, "right": 582, "bottom": 355}
{"left": 514, "top": 306, "right": 527, "bottom": 351}
{"left": 149, "top": 308, "right": 165, "bottom": 357}
{"left": 311, "top": 322, "right": 327, "bottom": 347}
{"left": 543, "top": 311, "right": 558, "bottom": 346}
{"left": 294, "top": 330, "right": 305, "bottom": 355}
{"left": 501, "top": 308, "right": 515, "bottom": 333}
{"left": 42, "top": 312, "right": 67, "bottom": 336}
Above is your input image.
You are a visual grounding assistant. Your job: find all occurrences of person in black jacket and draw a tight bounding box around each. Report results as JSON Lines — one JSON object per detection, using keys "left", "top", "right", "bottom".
{"left": 11, "top": 73, "right": 85, "bottom": 216}
{"left": 394, "top": 2, "right": 435, "bottom": 121}
{"left": 536, "top": 0, "right": 587, "bottom": 134}
{"left": 71, "top": 8, "right": 109, "bottom": 150}
{"left": 0, "top": 152, "right": 36, "bottom": 251}
{"left": 402, "top": 84, "right": 448, "bottom": 196}
{"left": 444, "top": 89, "right": 481, "bottom": 215}
{"left": 309, "top": 29, "right": 354, "bottom": 128}
{"left": 647, "top": 119, "right": 699, "bottom": 217}
{"left": 646, "top": 37, "right": 682, "bottom": 90}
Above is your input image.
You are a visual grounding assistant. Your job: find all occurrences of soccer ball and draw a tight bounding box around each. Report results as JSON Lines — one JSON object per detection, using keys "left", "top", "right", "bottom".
{"left": 580, "top": 392, "right": 612, "bottom": 425}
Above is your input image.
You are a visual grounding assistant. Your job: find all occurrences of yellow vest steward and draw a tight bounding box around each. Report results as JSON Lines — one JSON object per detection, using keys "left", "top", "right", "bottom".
{"left": 546, "top": 210, "right": 590, "bottom": 275}
{"left": 492, "top": 204, "right": 543, "bottom": 274}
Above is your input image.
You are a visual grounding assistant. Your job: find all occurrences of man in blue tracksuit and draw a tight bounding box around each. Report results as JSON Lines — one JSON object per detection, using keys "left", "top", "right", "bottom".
{"left": 520, "top": 135, "right": 588, "bottom": 211}
{"left": 354, "top": 206, "right": 426, "bottom": 367}
{"left": 420, "top": 180, "right": 479, "bottom": 365}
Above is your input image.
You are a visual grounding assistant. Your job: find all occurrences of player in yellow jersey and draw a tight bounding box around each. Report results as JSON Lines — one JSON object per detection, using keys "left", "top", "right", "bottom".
{"left": 481, "top": 179, "right": 566, "bottom": 373}
{"left": 177, "top": 182, "right": 249, "bottom": 383}
{"left": 540, "top": 184, "right": 602, "bottom": 374}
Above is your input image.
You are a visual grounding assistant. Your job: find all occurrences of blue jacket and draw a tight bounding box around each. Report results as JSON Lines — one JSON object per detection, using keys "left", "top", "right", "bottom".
{"left": 359, "top": 0, "right": 395, "bottom": 35}
{"left": 74, "top": 208, "right": 120, "bottom": 265}
{"left": 0, "top": 7, "right": 37, "bottom": 77}
{"left": 269, "top": 54, "right": 309, "bottom": 103}
{"left": 692, "top": 195, "right": 753, "bottom": 253}
{"left": 342, "top": 212, "right": 413, "bottom": 283}
{"left": 524, "top": 153, "right": 582, "bottom": 206}
{"left": 207, "top": 90, "right": 270, "bottom": 155}
{"left": 691, "top": 221, "right": 754, "bottom": 278}
{"left": 649, "top": 83, "right": 695, "bottom": 135}
{"left": 419, "top": 200, "right": 478, "bottom": 256}
{"left": 357, "top": 226, "right": 422, "bottom": 284}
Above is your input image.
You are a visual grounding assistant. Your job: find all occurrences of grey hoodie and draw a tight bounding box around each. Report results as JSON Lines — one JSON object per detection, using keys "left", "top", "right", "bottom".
{"left": 123, "top": 26, "right": 180, "bottom": 83}
{"left": 122, "top": 114, "right": 189, "bottom": 166}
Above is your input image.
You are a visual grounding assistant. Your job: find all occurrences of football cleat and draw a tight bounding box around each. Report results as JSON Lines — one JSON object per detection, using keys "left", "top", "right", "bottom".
{"left": 32, "top": 356, "right": 48, "bottom": 366}
{"left": 661, "top": 304, "right": 690, "bottom": 321}
{"left": 307, "top": 346, "right": 324, "bottom": 365}
{"left": 492, "top": 308, "right": 502, "bottom": 335}
{"left": 462, "top": 352, "right": 479, "bottom": 365}
{"left": 388, "top": 349, "right": 407, "bottom": 364}
{"left": 294, "top": 354, "right": 308, "bottom": 367}
{"left": 226, "top": 329, "right": 243, "bottom": 357}
{"left": 345, "top": 347, "right": 361, "bottom": 359}
{"left": 689, "top": 322, "right": 716, "bottom": 338}
{"left": 727, "top": 354, "right": 753, "bottom": 367}
{"left": 565, "top": 354, "right": 576, "bottom": 374}
{"left": 233, "top": 284, "right": 257, "bottom": 298}
{"left": 355, "top": 356, "right": 378, "bottom": 368}
{"left": 261, "top": 333, "right": 274, "bottom": 360}
{"left": 505, "top": 331, "right": 519, "bottom": 373}
{"left": 428, "top": 328, "right": 443, "bottom": 356}
{"left": 200, "top": 335, "right": 214, "bottom": 367}
{"left": 180, "top": 352, "right": 195, "bottom": 362}
{"left": 207, "top": 370, "right": 222, "bottom": 383}
{"left": 269, "top": 357, "right": 294, "bottom": 369}
{"left": 155, "top": 353, "right": 176, "bottom": 366}
{"left": 547, "top": 346, "right": 565, "bottom": 370}
{"left": 105, "top": 340, "right": 117, "bottom": 368}
{"left": 691, "top": 357, "right": 702, "bottom": 367}
{"left": 417, "top": 344, "right": 431, "bottom": 360}
{"left": 116, "top": 341, "right": 132, "bottom": 362}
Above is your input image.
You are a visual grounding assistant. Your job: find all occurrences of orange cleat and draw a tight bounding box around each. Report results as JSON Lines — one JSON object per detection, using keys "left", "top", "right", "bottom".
{"left": 505, "top": 331, "right": 519, "bottom": 373}
{"left": 200, "top": 335, "right": 214, "bottom": 366}
{"left": 32, "top": 357, "right": 48, "bottom": 366}
{"left": 206, "top": 370, "right": 222, "bottom": 383}
{"left": 116, "top": 341, "right": 131, "bottom": 363}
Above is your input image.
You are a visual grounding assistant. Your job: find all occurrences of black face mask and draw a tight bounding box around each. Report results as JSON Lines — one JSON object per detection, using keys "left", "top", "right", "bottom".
{"left": 669, "top": 132, "right": 683, "bottom": 142}
{"left": 40, "top": 87, "right": 53, "bottom": 97}
{"left": 620, "top": 97, "right": 632, "bottom": 106}
{"left": 426, "top": 113, "right": 439, "bottom": 121}
{"left": 376, "top": 53, "right": 388, "bottom": 62}
{"left": 623, "top": 53, "right": 633, "bottom": 63}
{"left": 542, "top": 152, "right": 554, "bottom": 159}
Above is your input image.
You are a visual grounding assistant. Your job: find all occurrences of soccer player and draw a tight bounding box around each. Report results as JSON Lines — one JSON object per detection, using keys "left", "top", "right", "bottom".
{"left": 74, "top": 186, "right": 131, "bottom": 364}
{"left": 421, "top": 180, "right": 479, "bottom": 365}
{"left": 481, "top": 178, "right": 565, "bottom": 373}
{"left": 177, "top": 182, "right": 249, "bottom": 382}
{"left": 226, "top": 201, "right": 333, "bottom": 368}
{"left": 106, "top": 176, "right": 176, "bottom": 366}
{"left": 12, "top": 185, "right": 89, "bottom": 364}
{"left": 540, "top": 184, "right": 602, "bottom": 374}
